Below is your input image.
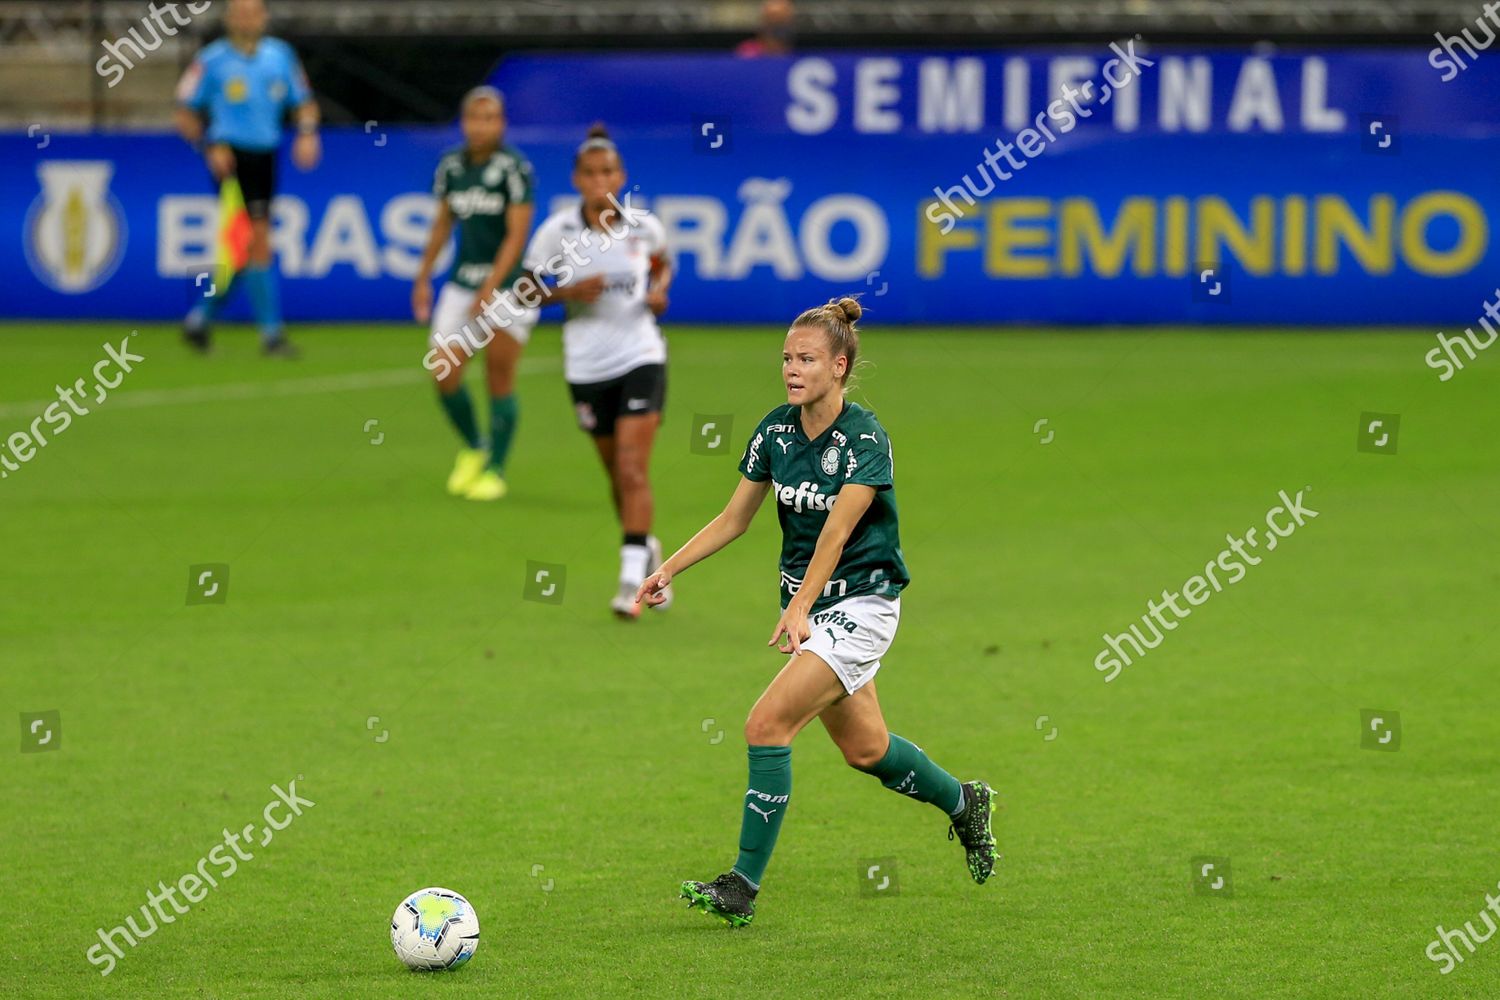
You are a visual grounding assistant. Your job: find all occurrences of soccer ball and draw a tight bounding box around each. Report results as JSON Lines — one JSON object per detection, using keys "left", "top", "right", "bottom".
{"left": 390, "top": 887, "right": 480, "bottom": 971}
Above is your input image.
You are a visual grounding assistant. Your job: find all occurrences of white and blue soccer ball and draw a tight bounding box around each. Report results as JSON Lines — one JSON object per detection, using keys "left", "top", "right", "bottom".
{"left": 390, "top": 887, "right": 480, "bottom": 971}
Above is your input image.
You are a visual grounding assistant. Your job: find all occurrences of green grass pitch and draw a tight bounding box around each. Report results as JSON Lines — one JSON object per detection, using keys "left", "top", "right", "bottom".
{"left": 3, "top": 321, "right": 1498, "bottom": 998}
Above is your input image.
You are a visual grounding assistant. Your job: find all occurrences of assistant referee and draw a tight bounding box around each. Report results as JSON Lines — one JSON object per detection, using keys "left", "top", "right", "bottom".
{"left": 173, "top": 0, "right": 320, "bottom": 357}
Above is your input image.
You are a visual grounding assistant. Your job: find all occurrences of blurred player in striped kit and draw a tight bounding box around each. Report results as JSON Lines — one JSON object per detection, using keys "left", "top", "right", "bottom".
{"left": 174, "top": 0, "right": 319, "bottom": 357}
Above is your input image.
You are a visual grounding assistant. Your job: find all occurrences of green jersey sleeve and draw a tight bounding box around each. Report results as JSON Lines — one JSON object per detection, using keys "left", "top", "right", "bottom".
{"left": 739, "top": 410, "right": 780, "bottom": 482}
{"left": 841, "top": 420, "right": 894, "bottom": 490}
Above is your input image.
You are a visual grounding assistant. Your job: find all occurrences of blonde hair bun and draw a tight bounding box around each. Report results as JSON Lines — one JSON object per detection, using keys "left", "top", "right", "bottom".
{"left": 830, "top": 296, "right": 861, "bottom": 325}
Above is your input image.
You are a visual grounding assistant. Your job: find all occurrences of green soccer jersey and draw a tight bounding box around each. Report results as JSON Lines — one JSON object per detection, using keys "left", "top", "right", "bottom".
{"left": 431, "top": 143, "right": 535, "bottom": 291}
{"left": 740, "top": 401, "right": 910, "bottom": 613}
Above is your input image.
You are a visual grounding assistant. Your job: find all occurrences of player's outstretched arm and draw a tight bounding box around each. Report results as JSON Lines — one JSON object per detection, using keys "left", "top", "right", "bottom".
{"left": 636, "top": 477, "right": 770, "bottom": 606}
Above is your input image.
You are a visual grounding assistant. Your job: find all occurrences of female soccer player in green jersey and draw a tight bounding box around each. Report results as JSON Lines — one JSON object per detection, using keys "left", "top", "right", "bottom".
{"left": 635, "top": 296, "right": 997, "bottom": 927}
{"left": 413, "top": 86, "right": 537, "bottom": 501}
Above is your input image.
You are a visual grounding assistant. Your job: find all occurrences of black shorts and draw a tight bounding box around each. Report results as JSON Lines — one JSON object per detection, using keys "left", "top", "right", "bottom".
{"left": 568, "top": 364, "right": 667, "bottom": 438}
{"left": 230, "top": 148, "right": 277, "bottom": 219}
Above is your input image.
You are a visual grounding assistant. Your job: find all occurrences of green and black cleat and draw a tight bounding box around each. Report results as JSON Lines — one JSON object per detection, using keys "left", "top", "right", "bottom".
{"left": 948, "top": 780, "right": 999, "bottom": 884}
{"left": 680, "top": 871, "right": 756, "bottom": 927}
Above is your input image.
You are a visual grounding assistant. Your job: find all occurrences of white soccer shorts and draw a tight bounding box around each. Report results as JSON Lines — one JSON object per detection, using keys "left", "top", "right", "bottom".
{"left": 429, "top": 281, "right": 538, "bottom": 352}
{"left": 798, "top": 594, "right": 901, "bottom": 695}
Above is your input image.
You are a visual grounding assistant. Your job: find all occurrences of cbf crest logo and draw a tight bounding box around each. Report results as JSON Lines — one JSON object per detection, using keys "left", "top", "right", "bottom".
{"left": 821, "top": 445, "right": 841, "bottom": 477}
{"left": 25, "top": 161, "right": 127, "bottom": 294}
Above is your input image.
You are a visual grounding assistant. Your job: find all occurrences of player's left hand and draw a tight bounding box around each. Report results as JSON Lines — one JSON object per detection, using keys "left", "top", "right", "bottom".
{"left": 768, "top": 604, "right": 811, "bottom": 655}
{"left": 292, "top": 131, "right": 321, "bottom": 171}
{"left": 646, "top": 287, "right": 669, "bottom": 316}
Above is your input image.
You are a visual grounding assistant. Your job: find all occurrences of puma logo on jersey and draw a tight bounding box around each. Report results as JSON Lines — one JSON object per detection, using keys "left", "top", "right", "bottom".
{"left": 776, "top": 437, "right": 792, "bottom": 453}
{"left": 772, "top": 479, "right": 837, "bottom": 513}
{"left": 859, "top": 432, "right": 879, "bottom": 443}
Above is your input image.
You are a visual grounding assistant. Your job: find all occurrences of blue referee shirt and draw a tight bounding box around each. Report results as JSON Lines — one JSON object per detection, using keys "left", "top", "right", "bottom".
{"left": 176, "top": 37, "right": 312, "bottom": 152}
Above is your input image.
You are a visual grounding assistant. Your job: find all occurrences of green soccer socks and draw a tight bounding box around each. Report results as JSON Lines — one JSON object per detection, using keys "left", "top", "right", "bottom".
{"left": 487, "top": 394, "right": 518, "bottom": 472}
{"left": 437, "top": 386, "right": 481, "bottom": 450}
{"left": 858, "top": 733, "right": 964, "bottom": 816}
{"left": 732, "top": 745, "right": 791, "bottom": 889}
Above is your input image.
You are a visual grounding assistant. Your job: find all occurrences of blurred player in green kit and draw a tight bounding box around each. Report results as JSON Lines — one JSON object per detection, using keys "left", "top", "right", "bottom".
{"left": 413, "top": 87, "right": 537, "bottom": 501}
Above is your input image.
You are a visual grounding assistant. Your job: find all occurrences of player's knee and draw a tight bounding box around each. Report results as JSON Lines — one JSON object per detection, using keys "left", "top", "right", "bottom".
{"left": 744, "top": 713, "right": 790, "bottom": 747}
{"left": 841, "top": 741, "right": 885, "bottom": 771}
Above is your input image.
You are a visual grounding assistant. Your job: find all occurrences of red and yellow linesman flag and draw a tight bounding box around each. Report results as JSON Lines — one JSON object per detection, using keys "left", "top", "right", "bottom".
{"left": 213, "top": 176, "right": 253, "bottom": 292}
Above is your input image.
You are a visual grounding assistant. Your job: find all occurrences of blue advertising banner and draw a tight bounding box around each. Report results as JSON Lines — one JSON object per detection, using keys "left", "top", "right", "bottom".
{"left": 2, "top": 129, "right": 455, "bottom": 322}
{"left": 3, "top": 47, "right": 1496, "bottom": 324}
